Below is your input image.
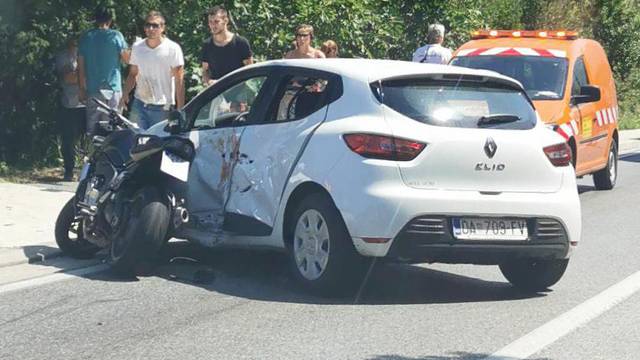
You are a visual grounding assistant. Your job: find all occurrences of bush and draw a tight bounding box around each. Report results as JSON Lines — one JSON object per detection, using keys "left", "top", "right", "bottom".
{"left": 1, "top": 0, "right": 638, "bottom": 168}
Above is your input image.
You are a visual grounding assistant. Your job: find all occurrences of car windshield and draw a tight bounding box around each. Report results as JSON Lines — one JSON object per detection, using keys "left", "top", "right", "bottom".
{"left": 450, "top": 55, "right": 568, "bottom": 100}
{"left": 376, "top": 78, "right": 537, "bottom": 130}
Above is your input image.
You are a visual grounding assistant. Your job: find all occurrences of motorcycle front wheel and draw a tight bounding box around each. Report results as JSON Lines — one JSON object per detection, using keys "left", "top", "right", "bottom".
{"left": 109, "top": 187, "right": 170, "bottom": 275}
{"left": 55, "top": 197, "right": 100, "bottom": 259}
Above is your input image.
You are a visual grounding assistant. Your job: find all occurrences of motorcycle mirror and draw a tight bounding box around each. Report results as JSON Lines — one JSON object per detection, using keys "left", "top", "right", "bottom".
{"left": 165, "top": 110, "right": 185, "bottom": 135}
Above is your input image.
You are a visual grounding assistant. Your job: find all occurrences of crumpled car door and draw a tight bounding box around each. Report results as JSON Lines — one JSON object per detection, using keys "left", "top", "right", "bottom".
{"left": 181, "top": 74, "right": 269, "bottom": 245}
{"left": 185, "top": 127, "right": 242, "bottom": 245}
{"left": 225, "top": 74, "right": 335, "bottom": 235}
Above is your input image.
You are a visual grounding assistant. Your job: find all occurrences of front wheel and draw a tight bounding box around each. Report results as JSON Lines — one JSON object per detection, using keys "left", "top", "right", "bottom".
{"left": 499, "top": 258, "right": 569, "bottom": 292}
{"left": 593, "top": 140, "right": 618, "bottom": 190}
{"left": 109, "top": 187, "right": 170, "bottom": 275}
{"left": 55, "top": 197, "right": 100, "bottom": 259}
{"left": 287, "top": 193, "right": 368, "bottom": 296}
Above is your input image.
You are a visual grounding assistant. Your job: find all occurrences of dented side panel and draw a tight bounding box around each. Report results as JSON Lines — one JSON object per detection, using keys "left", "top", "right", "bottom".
{"left": 225, "top": 106, "right": 329, "bottom": 230}
{"left": 184, "top": 127, "right": 244, "bottom": 246}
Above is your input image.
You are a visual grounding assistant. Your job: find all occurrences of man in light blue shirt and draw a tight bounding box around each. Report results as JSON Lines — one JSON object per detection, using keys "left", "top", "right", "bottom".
{"left": 78, "top": 7, "right": 129, "bottom": 135}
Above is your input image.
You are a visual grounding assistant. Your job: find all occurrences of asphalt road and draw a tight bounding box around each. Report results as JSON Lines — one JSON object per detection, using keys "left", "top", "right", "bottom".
{"left": 1, "top": 152, "right": 640, "bottom": 360}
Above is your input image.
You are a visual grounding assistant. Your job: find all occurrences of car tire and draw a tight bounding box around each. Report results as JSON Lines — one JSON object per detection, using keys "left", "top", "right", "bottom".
{"left": 109, "top": 187, "right": 169, "bottom": 275}
{"left": 593, "top": 140, "right": 618, "bottom": 190}
{"left": 287, "top": 192, "right": 368, "bottom": 296}
{"left": 55, "top": 196, "right": 100, "bottom": 259}
{"left": 499, "top": 258, "right": 569, "bottom": 292}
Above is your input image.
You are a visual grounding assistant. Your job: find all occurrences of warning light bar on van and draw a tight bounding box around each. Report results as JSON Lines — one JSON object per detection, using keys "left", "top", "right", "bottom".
{"left": 471, "top": 30, "right": 578, "bottom": 40}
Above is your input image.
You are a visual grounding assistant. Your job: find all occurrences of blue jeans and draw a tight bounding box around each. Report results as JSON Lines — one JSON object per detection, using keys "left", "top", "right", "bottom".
{"left": 129, "top": 98, "right": 170, "bottom": 130}
{"left": 86, "top": 91, "right": 122, "bottom": 136}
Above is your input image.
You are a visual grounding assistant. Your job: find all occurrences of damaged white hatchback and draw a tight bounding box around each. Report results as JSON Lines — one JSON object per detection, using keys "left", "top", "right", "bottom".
{"left": 146, "top": 59, "right": 581, "bottom": 295}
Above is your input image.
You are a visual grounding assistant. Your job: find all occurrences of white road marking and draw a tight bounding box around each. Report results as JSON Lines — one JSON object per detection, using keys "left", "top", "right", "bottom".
{"left": 0, "top": 264, "right": 109, "bottom": 295}
{"left": 486, "top": 269, "right": 640, "bottom": 360}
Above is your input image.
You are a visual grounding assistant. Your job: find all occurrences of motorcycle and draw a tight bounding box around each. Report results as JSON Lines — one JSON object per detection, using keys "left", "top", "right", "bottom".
{"left": 54, "top": 98, "right": 195, "bottom": 274}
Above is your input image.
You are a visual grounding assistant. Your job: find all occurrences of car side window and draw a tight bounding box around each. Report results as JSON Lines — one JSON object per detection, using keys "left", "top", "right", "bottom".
{"left": 571, "top": 57, "right": 589, "bottom": 97}
{"left": 270, "top": 75, "right": 330, "bottom": 123}
{"left": 192, "top": 76, "right": 267, "bottom": 129}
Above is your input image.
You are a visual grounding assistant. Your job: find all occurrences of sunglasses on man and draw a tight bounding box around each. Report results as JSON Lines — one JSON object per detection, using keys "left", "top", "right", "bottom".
{"left": 296, "top": 33, "right": 311, "bottom": 38}
{"left": 144, "top": 22, "right": 163, "bottom": 29}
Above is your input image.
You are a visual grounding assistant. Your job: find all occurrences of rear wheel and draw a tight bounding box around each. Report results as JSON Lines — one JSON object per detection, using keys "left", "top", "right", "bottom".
{"left": 593, "top": 140, "right": 618, "bottom": 190}
{"left": 499, "top": 258, "right": 569, "bottom": 292}
{"left": 55, "top": 197, "right": 100, "bottom": 259}
{"left": 109, "top": 187, "right": 169, "bottom": 275}
{"left": 287, "top": 193, "right": 368, "bottom": 296}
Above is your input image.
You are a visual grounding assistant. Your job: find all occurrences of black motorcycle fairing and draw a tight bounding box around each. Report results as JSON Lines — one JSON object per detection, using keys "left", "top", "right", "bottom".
{"left": 100, "top": 129, "right": 137, "bottom": 168}
{"left": 130, "top": 135, "right": 195, "bottom": 163}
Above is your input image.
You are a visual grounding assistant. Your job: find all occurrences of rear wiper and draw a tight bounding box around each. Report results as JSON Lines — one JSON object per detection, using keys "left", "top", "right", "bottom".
{"left": 477, "top": 114, "right": 521, "bottom": 126}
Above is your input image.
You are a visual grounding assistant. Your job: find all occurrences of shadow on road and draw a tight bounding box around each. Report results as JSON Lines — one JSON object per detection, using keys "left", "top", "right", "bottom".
{"left": 577, "top": 184, "right": 595, "bottom": 194}
{"left": 22, "top": 245, "right": 140, "bottom": 284}
{"left": 365, "top": 353, "right": 550, "bottom": 360}
{"left": 26, "top": 241, "right": 548, "bottom": 305}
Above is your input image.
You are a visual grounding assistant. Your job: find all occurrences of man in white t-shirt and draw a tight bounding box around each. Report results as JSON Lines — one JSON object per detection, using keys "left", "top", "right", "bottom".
{"left": 121, "top": 11, "right": 185, "bottom": 129}
{"left": 412, "top": 23, "right": 452, "bottom": 65}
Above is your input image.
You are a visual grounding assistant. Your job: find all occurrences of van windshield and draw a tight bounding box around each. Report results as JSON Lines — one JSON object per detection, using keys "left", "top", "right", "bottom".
{"left": 375, "top": 78, "right": 537, "bottom": 130}
{"left": 450, "top": 55, "right": 568, "bottom": 100}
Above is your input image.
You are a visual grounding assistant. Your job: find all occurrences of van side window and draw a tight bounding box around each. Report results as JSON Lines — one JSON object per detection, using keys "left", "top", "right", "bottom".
{"left": 571, "top": 57, "right": 589, "bottom": 97}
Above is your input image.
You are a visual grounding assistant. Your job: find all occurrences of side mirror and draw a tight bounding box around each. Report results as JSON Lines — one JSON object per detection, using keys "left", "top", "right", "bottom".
{"left": 571, "top": 85, "right": 601, "bottom": 105}
{"left": 164, "top": 110, "right": 185, "bottom": 134}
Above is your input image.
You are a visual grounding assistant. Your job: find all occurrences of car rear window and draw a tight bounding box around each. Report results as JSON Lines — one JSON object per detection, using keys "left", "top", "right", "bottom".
{"left": 450, "top": 55, "right": 568, "bottom": 100}
{"left": 373, "top": 78, "right": 537, "bottom": 130}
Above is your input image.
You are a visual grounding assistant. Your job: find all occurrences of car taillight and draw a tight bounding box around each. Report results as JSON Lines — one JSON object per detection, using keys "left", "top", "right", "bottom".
{"left": 543, "top": 143, "right": 572, "bottom": 166}
{"left": 343, "top": 133, "right": 426, "bottom": 161}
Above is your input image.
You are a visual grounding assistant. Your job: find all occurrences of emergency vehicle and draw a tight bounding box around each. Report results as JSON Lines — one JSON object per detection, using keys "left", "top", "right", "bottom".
{"left": 451, "top": 30, "right": 619, "bottom": 189}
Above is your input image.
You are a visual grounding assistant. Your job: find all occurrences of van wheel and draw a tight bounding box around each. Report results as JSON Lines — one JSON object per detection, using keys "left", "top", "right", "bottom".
{"left": 287, "top": 193, "right": 367, "bottom": 296}
{"left": 593, "top": 141, "right": 618, "bottom": 190}
{"left": 499, "top": 258, "right": 569, "bottom": 292}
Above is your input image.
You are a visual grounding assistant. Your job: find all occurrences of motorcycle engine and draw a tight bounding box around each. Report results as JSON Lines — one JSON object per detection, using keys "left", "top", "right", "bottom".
{"left": 84, "top": 176, "right": 104, "bottom": 208}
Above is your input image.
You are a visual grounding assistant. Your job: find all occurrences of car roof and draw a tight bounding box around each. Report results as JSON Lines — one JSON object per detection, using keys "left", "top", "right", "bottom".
{"left": 248, "top": 58, "right": 523, "bottom": 88}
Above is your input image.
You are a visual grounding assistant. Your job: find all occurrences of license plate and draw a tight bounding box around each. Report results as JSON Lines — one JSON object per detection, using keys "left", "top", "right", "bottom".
{"left": 452, "top": 217, "right": 528, "bottom": 240}
{"left": 160, "top": 150, "right": 189, "bottom": 182}
{"left": 79, "top": 163, "right": 90, "bottom": 181}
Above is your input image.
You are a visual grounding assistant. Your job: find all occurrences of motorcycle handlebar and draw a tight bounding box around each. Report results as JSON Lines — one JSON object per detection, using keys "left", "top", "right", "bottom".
{"left": 92, "top": 98, "right": 139, "bottom": 131}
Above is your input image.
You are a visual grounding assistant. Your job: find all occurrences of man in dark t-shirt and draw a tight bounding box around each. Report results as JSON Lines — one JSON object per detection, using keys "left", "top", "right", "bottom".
{"left": 201, "top": 5, "right": 253, "bottom": 86}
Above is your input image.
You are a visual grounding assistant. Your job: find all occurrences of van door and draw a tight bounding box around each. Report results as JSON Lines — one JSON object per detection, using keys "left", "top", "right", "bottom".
{"left": 224, "top": 68, "right": 341, "bottom": 235}
{"left": 571, "top": 56, "right": 606, "bottom": 172}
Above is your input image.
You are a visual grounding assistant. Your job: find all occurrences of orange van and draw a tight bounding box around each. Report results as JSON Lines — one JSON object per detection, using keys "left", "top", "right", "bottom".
{"left": 451, "top": 30, "right": 619, "bottom": 189}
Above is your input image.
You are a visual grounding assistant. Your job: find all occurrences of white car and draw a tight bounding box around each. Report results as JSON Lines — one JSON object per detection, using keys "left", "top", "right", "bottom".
{"left": 149, "top": 59, "right": 581, "bottom": 294}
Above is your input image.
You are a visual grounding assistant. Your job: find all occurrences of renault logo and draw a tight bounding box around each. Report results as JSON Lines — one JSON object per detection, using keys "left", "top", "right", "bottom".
{"left": 484, "top": 137, "right": 497, "bottom": 158}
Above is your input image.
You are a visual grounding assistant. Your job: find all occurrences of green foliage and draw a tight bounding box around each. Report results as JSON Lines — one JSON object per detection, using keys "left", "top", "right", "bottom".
{"left": 592, "top": 0, "right": 640, "bottom": 130}
{"left": 1, "top": 0, "right": 639, "bottom": 167}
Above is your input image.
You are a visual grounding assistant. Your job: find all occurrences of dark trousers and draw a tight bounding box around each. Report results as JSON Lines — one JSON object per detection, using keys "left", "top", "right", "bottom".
{"left": 58, "top": 107, "right": 86, "bottom": 173}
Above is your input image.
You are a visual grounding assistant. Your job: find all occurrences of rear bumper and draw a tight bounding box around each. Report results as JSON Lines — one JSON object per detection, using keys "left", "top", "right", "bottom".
{"left": 323, "top": 148, "right": 581, "bottom": 263}
{"left": 385, "top": 216, "right": 570, "bottom": 264}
